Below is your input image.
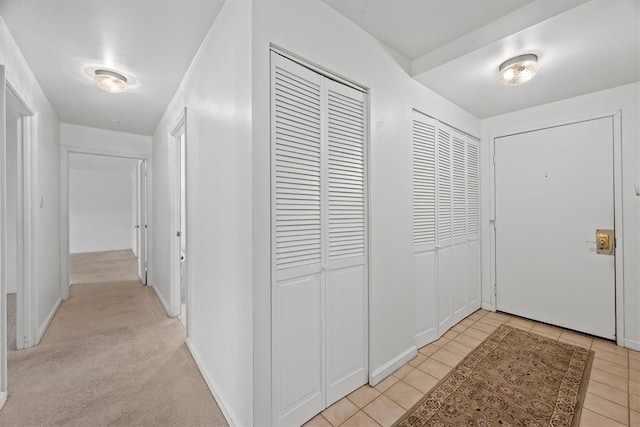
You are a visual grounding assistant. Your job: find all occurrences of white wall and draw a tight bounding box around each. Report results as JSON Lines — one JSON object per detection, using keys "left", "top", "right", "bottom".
{"left": 250, "top": 1, "right": 479, "bottom": 424}
{"left": 69, "top": 168, "right": 134, "bottom": 254}
{"left": 0, "top": 16, "right": 61, "bottom": 350}
{"left": 480, "top": 82, "right": 640, "bottom": 350}
{"left": 60, "top": 123, "right": 152, "bottom": 157}
{"left": 151, "top": 1, "right": 252, "bottom": 425}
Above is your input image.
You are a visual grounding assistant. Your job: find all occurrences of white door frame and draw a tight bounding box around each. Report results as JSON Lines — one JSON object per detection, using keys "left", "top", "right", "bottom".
{"left": 489, "top": 110, "right": 624, "bottom": 345}
{"left": 1, "top": 72, "right": 38, "bottom": 407}
{"left": 169, "top": 108, "right": 188, "bottom": 329}
{"left": 7, "top": 82, "right": 36, "bottom": 350}
{"left": 2, "top": 79, "right": 37, "bottom": 353}
{"left": 60, "top": 146, "right": 151, "bottom": 300}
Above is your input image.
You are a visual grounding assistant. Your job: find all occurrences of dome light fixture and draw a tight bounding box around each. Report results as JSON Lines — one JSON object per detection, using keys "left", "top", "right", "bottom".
{"left": 94, "top": 69, "right": 128, "bottom": 93}
{"left": 498, "top": 54, "right": 539, "bottom": 86}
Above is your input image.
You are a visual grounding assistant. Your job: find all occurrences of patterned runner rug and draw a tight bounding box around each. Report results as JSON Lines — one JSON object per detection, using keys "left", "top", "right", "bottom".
{"left": 394, "top": 324, "right": 594, "bottom": 427}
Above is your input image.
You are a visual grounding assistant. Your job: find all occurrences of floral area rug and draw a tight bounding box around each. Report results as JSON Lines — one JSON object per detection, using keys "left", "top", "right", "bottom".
{"left": 394, "top": 324, "right": 594, "bottom": 427}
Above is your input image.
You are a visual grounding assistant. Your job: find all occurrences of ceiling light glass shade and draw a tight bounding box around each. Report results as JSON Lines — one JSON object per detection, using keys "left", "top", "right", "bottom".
{"left": 498, "top": 54, "right": 539, "bottom": 86}
{"left": 94, "top": 69, "right": 128, "bottom": 93}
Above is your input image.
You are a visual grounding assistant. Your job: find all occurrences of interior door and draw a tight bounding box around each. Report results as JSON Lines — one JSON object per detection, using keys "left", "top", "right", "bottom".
{"left": 272, "top": 54, "right": 324, "bottom": 427}
{"left": 324, "top": 79, "right": 367, "bottom": 406}
{"left": 137, "top": 160, "right": 147, "bottom": 284}
{"left": 271, "top": 52, "right": 368, "bottom": 426}
{"left": 495, "top": 117, "right": 615, "bottom": 339}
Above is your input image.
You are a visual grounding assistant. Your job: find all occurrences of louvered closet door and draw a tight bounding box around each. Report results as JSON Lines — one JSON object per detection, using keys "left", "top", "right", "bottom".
{"left": 412, "top": 111, "right": 438, "bottom": 347}
{"left": 436, "top": 124, "right": 454, "bottom": 331}
{"left": 451, "top": 133, "right": 468, "bottom": 321}
{"left": 271, "top": 52, "right": 368, "bottom": 426}
{"left": 324, "top": 80, "right": 367, "bottom": 406}
{"left": 466, "top": 141, "right": 481, "bottom": 308}
{"left": 271, "top": 53, "right": 324, "bottom": 427}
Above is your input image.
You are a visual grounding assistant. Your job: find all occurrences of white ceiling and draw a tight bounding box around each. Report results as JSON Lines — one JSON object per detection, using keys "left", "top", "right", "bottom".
{"left": 323, "top": 0, "right": 535, "bottom": 60}
{"left": 0, "top": 0, "right": 224, "bottom": 135}
{"left": 413, "top": 0, "right": 640, "bottom": 118}
{"left": 0, "top": 0, "right": 638, "bottom": 130}
{"left": 69, "top": 153, "right": 139, "bottom": 173}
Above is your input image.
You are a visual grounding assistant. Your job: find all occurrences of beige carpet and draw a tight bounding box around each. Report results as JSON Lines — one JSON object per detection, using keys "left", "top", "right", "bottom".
{"left": 394, "top": 324, "right": 594, "bottom": 427}
{"left": 0, "top": 250, "right": 228, "bottom": 426}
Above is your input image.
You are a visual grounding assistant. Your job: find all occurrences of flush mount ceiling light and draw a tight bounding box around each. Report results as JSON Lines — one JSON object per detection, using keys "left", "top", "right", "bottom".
{"left": 94, "top": 69, "right": 128, "bottom": 93}
{"left": 498, "top": 54, "right": 539, "bottom": 86}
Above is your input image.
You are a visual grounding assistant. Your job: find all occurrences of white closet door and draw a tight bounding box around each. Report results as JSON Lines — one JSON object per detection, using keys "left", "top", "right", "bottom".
{"left": 412, "top": 111, "right": 438, "bottom": 346}
{"left": 436, "top": 125, "right": 454, "bottom": 332}
{"left": 466, "top": 141, "right": 481, "bottom": 308}
{"left": 271, "top": 52, "right": 368, "bottom": 425}
{"left": 324, "top": 79, "right": 367, "bottom": 405}
{"left": 451, "top": 133, "right": 467, "bottom": 321}
{"left": 271, "top": 53, "right": 324, "bottom": 427}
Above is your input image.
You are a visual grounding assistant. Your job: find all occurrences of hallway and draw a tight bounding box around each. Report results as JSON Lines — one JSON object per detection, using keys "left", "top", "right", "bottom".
{"left": 0, "top": 251, "right": 227, "bottom": 426}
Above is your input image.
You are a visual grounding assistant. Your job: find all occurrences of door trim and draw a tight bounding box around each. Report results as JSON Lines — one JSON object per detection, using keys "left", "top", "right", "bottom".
{"left": 489, "top": 110, "right": 624, "bottom": 345}
{"left": 4, "top": 79, "right": 36, "bottom": 350}
{"left": 169, "top": 108, "right": 188, "bottom": 329}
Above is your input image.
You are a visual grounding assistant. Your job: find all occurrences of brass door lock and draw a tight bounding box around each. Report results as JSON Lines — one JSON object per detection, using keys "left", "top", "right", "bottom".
{"left": 595, "top": 229, "right": 615, "bottom": 255}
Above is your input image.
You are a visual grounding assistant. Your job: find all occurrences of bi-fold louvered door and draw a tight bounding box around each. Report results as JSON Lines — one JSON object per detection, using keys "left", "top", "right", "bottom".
{"left": 412, "top": 114, "right": 438, "bottom": 346}
{"left": 412, "top": 110, "right": 480, "bottom": 346}
{"left": 271, "top": 52, "right": 368, "bottom": 427}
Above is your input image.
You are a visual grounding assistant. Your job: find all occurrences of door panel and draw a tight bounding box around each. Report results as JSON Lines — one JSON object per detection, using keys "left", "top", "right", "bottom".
{"left": 495, "top": 117, "right": 615, "bottom": 339}
{"left": 437, "top": 246, "right": 453, "bottom": 331}
{"left": 415, "top": 250, "right": 437, "bottom": 346}
{"left": 452, "top": 243, "right": 467, "bottom": 320}
{"left": 274, "top": 274, "right": 323, "bottom": 426}
{"left": 272, "top": 54, "right": 324, "bottom": 426}
{"left": 325, "top": 264, "right": 366, "bottom": 405}
{"left": 466, "top": 240, "right": 481, "bottom": 307}
{"left": 324, "top": 79, "right": 367, "bottom": 406}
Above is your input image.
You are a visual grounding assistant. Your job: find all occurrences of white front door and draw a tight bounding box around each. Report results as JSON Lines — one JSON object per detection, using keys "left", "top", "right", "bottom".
{"left": 495, "top": 117, "right": 616, "bottom": 339}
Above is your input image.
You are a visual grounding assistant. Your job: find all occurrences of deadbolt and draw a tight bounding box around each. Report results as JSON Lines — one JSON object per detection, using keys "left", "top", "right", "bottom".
{"left": 595, "top": 229, "right": 614, "bottom": 255}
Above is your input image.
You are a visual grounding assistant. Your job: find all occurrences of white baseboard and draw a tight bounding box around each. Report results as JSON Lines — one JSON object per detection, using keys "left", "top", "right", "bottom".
{"left": 624, "top": 338, "right": 640, "bottom": 352}
{"left": 185, "top": 338, "right": 236, "bottom": 427}
{"left": 36, "top": 297, "right": 62, "bottom": 345}
{"left": 369, "top": 346, "right": 417, "bottom": 386}
{"left": 0, "top": 391, "right": 6, "bottom": 410}
{"left": 481, "top": 302, "right": 494, "bottom": 311}
{"left": 150, "top": 282, "right": 171, "bottom": 317}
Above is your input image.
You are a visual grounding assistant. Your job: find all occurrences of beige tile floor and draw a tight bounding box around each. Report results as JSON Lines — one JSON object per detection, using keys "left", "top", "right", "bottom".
{"left": 303, "top": 309, "right": 640, "bottom": 427}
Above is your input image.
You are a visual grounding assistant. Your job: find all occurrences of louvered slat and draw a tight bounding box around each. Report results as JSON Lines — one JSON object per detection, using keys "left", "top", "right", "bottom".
{"left": 452, "top": 134, "right": 466, "bottom": 240}
{"left": 274, "top": 65, "right": 322, "bottom": 271}
{"left": 467, "top": 142, "right": 480, "bottom": 238}
{"left": 437, "top": 126, "right": 452, "bottom": 243}
{"left": 412, "top": 114, "right": 437, "bottom": 247}
{"left": 327, "top": 85, "right": 365, "bottom": 261}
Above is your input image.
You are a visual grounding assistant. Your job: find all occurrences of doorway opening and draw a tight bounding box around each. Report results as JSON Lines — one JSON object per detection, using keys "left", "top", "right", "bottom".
{"left": 170, "top": 110, "right": 187, "bottom": 329}
{"left": 66, "top": 153, "right": 147, "bottom": 288}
